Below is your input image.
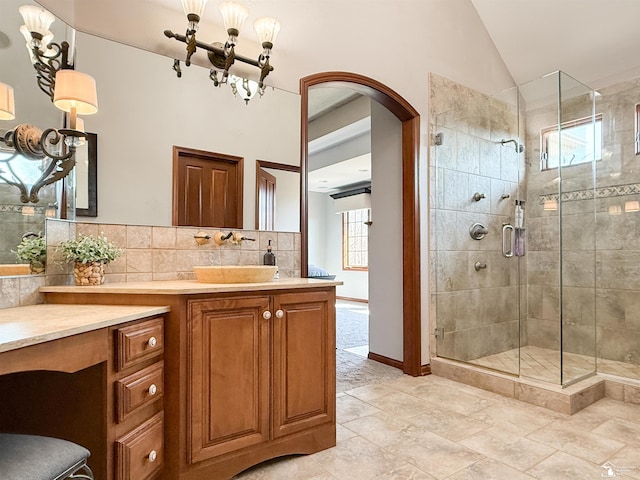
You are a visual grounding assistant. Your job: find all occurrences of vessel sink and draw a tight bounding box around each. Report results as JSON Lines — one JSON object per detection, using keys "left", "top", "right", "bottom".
{"left": 0, "top": 264, "right": 30, "bottom": 276}
{"left": 193, "top": 265, "right": 277, "bottom": 283}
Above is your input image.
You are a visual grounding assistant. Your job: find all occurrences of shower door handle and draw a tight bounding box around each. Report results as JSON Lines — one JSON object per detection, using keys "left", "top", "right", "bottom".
{"left": 502, "top": 223, "right": 514, "bottom": 258}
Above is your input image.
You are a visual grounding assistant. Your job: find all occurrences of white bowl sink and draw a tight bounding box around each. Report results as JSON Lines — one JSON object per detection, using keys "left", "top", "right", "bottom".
{"left": 193, "top": 265, "right": 277, "bottom": 283}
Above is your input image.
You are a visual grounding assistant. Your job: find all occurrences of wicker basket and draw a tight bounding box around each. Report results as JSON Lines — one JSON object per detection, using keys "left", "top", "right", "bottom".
{"left": 74, "top": 261, "right": 105, "bottom": 286}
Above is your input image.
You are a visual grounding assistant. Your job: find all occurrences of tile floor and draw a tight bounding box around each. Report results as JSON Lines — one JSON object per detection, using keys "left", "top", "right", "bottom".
{"left": 471, "top": 345, "right": 640, "bottom": 383}
{"left": 234, "top": 354, "right": 640, "bottom": 480}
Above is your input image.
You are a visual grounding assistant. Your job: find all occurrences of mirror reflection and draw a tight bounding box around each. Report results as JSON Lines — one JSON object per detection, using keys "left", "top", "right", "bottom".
{"left": 0, "top": 0, "right": 302, "bottom": 276}
{"left": 0, "top": 0, "right": 75, "bottom": 269}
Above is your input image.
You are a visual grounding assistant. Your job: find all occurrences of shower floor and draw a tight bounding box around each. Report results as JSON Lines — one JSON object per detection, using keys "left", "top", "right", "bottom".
{"left": 470, "top": 345, "right": 640, "bottom": 383}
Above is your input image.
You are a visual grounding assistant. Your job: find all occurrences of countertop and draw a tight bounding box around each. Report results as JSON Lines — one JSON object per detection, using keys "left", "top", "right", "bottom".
{"left": 0, "top": 304, "right": 170, "bottom": 353}
{"left": 40, "top": 278, "right": 342, "bottom": 295}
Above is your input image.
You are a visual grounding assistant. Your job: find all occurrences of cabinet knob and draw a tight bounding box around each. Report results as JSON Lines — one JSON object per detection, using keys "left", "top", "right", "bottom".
{"left": 148, "top": 384, "right": 157, "bottom": 396}
{"left": 262, "top": 311, "right": 272, "bottom": 320}
{"left": 148, "top": 450, "right": 157, "bottom": 462}
{"left": 275, "top": 309, "right": 284, "bottom": 318}
{"left": 148, "top": 336, "right": 157, "bottom": 348}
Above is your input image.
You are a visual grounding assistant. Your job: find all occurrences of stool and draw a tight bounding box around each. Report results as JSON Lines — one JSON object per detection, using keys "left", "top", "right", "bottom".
{"left": 0, "top": 433, "right": 94, "bottom": 480}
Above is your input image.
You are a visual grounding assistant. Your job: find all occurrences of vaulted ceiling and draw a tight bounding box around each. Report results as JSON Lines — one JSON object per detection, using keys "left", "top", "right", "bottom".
{"left": 35, "top": 0, "right": 640, "bottom": 90}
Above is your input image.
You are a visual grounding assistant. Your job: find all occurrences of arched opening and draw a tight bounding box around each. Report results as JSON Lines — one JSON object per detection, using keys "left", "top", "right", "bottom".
{"left": 300, "top": 72, "right": 423, "bottom": 376}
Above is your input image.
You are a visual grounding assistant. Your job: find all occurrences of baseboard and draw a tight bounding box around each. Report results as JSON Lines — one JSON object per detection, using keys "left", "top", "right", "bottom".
{"left": 336, "top": 296, "right": 368, "bottom": 304}
{"left": 421, "top": 364, "right": 432, "bottom": 375}
{"left": 368, "top": 352, "right": 403, "bottom": 370}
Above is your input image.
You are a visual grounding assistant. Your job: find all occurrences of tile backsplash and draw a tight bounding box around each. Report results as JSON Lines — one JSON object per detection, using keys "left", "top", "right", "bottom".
{"left": 44, "top": 220, "right": 301, "bottom": 286}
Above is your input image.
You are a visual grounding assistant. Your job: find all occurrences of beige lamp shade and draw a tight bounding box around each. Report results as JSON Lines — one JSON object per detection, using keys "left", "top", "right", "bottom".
{"left": 53, "top": 70, "right": 98, "bottom": 115}
{"left": 0, "top": 82, "right": 15, "bottom": 120}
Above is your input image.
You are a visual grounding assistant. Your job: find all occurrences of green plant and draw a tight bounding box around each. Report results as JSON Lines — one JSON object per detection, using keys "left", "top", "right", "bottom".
{"left": 14, "top": 234, "right": 46, "bottom": 268}
{"left": 60, "top": 233, "right": 123, "bottom": 265}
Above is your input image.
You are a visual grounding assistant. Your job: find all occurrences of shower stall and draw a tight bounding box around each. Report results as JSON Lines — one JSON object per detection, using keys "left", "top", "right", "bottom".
{"left": 429, "top": 70, "right": 639, "bottom": 387}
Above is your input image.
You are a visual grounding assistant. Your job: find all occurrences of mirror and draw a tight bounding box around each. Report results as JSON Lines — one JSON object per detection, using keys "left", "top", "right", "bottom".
{"left": 0, "top": 1, "right": 302, "bottom": 275}
{"left": 72, "top": 28, "right": 301, "bottom": 230}
{"left": 255, "top": 160, "right": 300, "bottom": 231}
{"left": 0, "top": 0, "right": 75, "bottom": 269}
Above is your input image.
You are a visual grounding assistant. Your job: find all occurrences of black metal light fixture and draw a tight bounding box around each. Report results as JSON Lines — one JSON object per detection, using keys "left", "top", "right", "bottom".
{"left": 165, "top": 0, "right": 281, "bottom": 103}
{"left": 0, "top": 70, "right": 98, "bottom": 204}
{"left": 19, "top": 4, "right": 73, "bottom": 101}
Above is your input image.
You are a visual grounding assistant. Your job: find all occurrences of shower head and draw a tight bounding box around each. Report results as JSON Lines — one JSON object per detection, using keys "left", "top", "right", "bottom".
{"left": 500, "top": 139, "right": 524, "bottom": 153}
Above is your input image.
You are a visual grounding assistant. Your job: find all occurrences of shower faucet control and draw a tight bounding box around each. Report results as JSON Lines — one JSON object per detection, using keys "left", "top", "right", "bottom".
{"left": 472, "top": 192, "right": 486, "bottom": 202}
{"left": 469, "top": 223, "right": 489, "bottom": 240}
{"left": 474, "top": 261, "right": 487, "bottom": 271}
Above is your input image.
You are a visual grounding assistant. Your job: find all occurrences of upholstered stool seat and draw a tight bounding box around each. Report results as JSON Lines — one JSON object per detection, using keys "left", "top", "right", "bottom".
{"left": 0, "top": 433, "right": 94, "bottom": 480}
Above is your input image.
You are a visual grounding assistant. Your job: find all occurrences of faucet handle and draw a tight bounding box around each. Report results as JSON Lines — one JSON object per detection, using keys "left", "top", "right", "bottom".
{"left": 213, "top": 231, "right": 232, "bottom": 245}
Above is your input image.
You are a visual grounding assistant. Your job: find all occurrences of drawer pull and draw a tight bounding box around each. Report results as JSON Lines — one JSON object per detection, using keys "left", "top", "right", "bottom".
{"left": 275, "top": 309, "right": 284, "bottom": 318}
{"left": 262, "top": 311, "right": 272, "bottom": 320}
{"left": 148, "top": 336, "right": 157, "bottom": 348}
{"left": 148, "top": 450, "right": 157, "bottom": 462}
{"left": 148, "top": 383, "right": 157, "bottom": 396}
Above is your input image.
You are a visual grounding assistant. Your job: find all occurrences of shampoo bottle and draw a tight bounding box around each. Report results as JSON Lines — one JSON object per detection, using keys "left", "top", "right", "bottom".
{"left": 263, "top": 240, "right": 276, "bottom": 266}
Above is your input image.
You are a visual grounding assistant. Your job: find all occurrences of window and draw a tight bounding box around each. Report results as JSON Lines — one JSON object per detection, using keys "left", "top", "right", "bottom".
{"left": 342, "top": 208, "right": 369, "bottom": 271}
{"left": 540, "top": 114, "right": 602, "bottom": 170}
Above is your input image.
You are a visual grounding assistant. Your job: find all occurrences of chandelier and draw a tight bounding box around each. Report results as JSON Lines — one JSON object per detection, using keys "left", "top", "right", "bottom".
{"left": 19, "top": 4, "right": 73, "bottom": 101}
{"left": 165, "top": 0, "right": 281, "bottom": 102}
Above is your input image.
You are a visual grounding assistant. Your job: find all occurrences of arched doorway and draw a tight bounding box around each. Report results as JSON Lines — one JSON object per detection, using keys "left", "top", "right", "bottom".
{"left": 300, "top": 72, "right": 423, "bottom": 376}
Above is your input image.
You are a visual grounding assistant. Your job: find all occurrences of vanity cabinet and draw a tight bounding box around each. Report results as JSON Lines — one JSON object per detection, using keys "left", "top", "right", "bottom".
{"left": 187, "top": 289, "right": 335, "bottom": 468}
{"left": 42, "top": 280, "right": 338, "bottom": 480}
{"left": 111, "top": 316, "right": 165, "bottom": 480}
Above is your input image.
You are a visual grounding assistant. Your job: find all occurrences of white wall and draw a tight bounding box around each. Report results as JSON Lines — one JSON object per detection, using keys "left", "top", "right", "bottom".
{"left": 369, "top": 101, "right": 403, "bottom": 361}
{"left": 308, "top": 191, "right": 327, "bottom": 268}
{"left": 309, "top": 192, "right": 369, "bottom": 300}
{"left": 75, "top": 32, "right": 300, "bottom": 228}
{"left": 265, "top": 168, "right": 299, "bottom": 232}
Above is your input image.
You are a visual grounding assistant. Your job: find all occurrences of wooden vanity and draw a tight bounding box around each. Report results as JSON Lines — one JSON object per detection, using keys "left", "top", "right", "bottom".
{"left": 0, "top": 304, "right": 169, "bottom": 480}
{"left": 38, "top": 278, "right": 338, "bottom": 480}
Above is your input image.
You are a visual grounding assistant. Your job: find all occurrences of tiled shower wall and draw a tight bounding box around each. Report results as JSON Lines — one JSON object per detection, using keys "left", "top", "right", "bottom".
{"left": 44, "top": 220, "right": 302, "bottom": 286}
{"left": 429, "top": 73, "right": 525, "bottom": 363}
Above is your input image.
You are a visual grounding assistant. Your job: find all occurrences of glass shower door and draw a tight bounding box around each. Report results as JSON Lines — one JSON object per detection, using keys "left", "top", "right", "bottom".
{"left": 430, "top": 74, "right": 522, "bottom": 375}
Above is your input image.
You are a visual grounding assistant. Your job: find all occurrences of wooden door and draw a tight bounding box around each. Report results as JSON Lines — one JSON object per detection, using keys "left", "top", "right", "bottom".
{"left": 257, "top": 167, "right": 276, "bottom": 230}
{"left": 187, "top": 296, "right": 270, "bottom": 463}
{"left": 271, "top": 289, "right": 336, "bottom": 438}
{"left": 173, "top": 147, "right": 243, "bottom": 228}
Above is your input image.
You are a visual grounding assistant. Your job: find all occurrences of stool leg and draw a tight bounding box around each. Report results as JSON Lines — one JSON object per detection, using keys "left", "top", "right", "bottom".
{"left": 69, "top": 463, "right": 94, "bottom": 480}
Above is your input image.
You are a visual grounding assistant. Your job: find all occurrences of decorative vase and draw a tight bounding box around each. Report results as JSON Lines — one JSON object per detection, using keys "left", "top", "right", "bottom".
{"left": 74, "top": 261, "right": 105, "bottom": 286}
{"left": 29, "top": 262, "right": 45, "bottom": 274}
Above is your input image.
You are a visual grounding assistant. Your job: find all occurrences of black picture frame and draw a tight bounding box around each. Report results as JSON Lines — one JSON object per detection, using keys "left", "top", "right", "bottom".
{"left": 76, "top": 132, "right": 98, "bottom": 217}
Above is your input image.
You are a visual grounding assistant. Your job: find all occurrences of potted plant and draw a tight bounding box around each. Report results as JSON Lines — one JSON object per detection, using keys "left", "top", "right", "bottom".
{"left": 60, "top": 233, "right": 123, "bottom": 285}
{"left": 14, "top": 233, "right": 47, "bottom": 274}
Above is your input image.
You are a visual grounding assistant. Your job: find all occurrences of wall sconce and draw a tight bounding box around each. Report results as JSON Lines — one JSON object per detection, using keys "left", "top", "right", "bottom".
{"left": 165, "top": 0, "right": 281, "bottom": 102}
{"left": 0, "top": 71, "right": 98, "bottom": 203}
{"left": 19, "top": 4, "right": 73, "bottom": 101}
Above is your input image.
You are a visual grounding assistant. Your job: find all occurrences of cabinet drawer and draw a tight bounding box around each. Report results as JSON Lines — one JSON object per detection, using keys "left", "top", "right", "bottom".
{"left": 116, "top": 317, "right": 164, "bottom": 371}
{"left": 116, "top": 362, "right": 164, "bottom": 423}
{"left": 115, "top": 412, "right": 164, "bottom": 480}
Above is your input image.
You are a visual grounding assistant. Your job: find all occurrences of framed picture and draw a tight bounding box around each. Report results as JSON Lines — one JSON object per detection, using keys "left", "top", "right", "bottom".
{"left": 75, "top": 132, "right": 97, "bottom": 217}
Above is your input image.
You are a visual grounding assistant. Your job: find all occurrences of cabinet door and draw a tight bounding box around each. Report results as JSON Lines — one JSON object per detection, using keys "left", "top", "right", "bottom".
{"left": 271, "top": 290, "right": 336, "bottom": 438}
{"left": 188, "top": 296, "right": 270, "bottom": 463}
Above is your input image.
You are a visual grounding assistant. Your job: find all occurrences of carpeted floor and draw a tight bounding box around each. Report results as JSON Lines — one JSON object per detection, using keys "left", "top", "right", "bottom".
{"left": 335, "top": 301, "right": 403, "bottom": 392}
{"left": 335, "top": 302, "right": 369, "bottom": 350}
